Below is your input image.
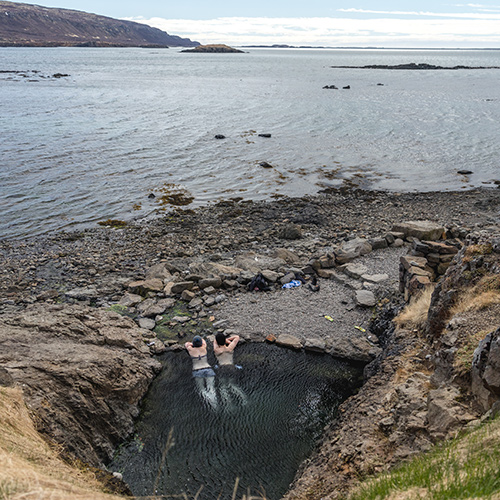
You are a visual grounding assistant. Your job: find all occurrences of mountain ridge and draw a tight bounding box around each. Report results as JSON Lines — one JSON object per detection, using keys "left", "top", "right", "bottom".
{"left": 0, "top": 1, "right": 199, "bottom": 47}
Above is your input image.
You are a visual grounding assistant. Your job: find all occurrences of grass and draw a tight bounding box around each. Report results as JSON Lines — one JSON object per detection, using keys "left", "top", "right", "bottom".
{"left": 451, "top": 275, "right": 500, "bottom": 316}
{"left": 0, "top": 386, "right": 126, "bottom": 500}
{"left": 348, "top": 414, "right": 500, "bottom": 500}
{"left": 394, "top": 286, "right": 435, "bottom": 331}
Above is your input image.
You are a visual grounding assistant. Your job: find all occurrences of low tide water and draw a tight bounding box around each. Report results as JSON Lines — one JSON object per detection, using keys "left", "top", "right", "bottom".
{"left": 2, "top": 47, "right": 500, "bottom": 238}
{"left": 109, "top": 343, "right": 362, "bottom": 500}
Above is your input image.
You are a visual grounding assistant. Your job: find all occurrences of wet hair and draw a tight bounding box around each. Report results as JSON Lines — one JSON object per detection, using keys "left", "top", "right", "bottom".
{"left": 215, "top": 333, "right": 227, "bottom": 346}
{"left": 192, "top": 336, "right": 203, "bottom": 348}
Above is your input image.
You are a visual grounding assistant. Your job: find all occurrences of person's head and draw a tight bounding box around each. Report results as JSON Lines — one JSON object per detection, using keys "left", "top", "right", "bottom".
{"left": 192, "top": 336, "right": 203, "bottom": 348}
{"left": 215, "top": 333, "right": 227, "bottom": 346}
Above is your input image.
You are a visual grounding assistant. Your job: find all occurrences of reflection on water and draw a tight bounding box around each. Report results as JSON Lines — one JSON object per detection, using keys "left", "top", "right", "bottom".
{"left": 110, "top": 343, "right": 362, "bottom": 500}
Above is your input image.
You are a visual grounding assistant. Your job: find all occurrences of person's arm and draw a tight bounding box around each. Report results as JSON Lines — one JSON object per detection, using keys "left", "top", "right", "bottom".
{"left": 185, "top": 342, "right": 193, "bottom": 352}
{"left": 226, "top": 335, "right": 240, "bottom": 351}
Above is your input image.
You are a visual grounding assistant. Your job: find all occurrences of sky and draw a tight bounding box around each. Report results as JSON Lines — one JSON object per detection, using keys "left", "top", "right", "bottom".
{"left": 17, "top": 1, "right": 500, "bottom": 47}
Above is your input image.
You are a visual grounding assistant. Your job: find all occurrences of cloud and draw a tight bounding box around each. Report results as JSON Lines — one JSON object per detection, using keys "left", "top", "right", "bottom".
{"left": 338, "top": 8, "right": 500, "bottom": 19}
{"left": 126, "top": 13, "right": 500, "bottom": 47}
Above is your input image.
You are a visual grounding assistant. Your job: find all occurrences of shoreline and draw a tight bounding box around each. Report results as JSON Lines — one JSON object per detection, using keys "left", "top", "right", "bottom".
{"left": 2, "top": 187, "right": 500, "bottom": 311}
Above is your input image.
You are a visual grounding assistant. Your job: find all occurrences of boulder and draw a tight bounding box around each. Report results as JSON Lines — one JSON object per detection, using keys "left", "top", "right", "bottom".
{"left": 0, "top": 304, "right": 161, "bottom": 467}
{"left": 392, "top": 221, "right": 445, "bottom": 241}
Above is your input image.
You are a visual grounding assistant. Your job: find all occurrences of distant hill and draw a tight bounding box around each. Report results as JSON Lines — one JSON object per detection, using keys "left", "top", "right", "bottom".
{"left": 0, "top": 1, "right": 199, "bottom": 47}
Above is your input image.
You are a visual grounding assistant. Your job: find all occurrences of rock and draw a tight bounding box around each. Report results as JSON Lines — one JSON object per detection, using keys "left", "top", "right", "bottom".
{"left": 280, "top": 272, "right": 296, "bottom": 285}
{"left": 0, "top": 304, "right": 160, "bottom": 467}
{"left": 266, "top": 334, "right": 277, "bottom": 343}
{"left": 332, "top": 249, "right": 358, "bottom": 264}
{"left": 472, "top": 327, "right": 500, "bottom": 411}
{"left": 128, "top": 279, "right": 164, "bottom": 295}
{"left": 341, "top": 238, "right": 373, "bottom": 257}
{"left": 258, "top": 133, "right": 272, "bottom": 138}
{"left": 370, "top": 237, "right": 389, "bottom": 250}
{"left": 272, "top": 248, "right": 302, "bottom": 265}
{"left": 280, "top": 224, "right": 302, "bottom": 240}
{"left": 304, "top": 336, "right": 326, "bottom": 352}
{"left": 260, "top": 161, "right": 273, "bottom": 169}
{"left": 392, "top": 221, "right": 445, "bottom": 241}
{"left": 319, "top": 253, "right": 336, "bottom": 269}
{"left": 457, "top": 170, "right": 473, "bottom": 175}
{"left": 215, "top": 134, "right": 226, "bottom": 139}
{"left": 181, "top": 290, "right": 196, "bottom": 302}
{"left": 276, "top": 334, "right": 302, "bottom": 350}
{"left": 235, "top": 253, "right": 286, "bottom": 274}
{"left": 0, "top": 367, "right": 14, "bottom": 387}
{"left": 145, "top": 263, "right": 172, "bottom": 281}
{"left": 65, "top": 286, "right": 98, "bottom": 300}
{"left": 317, "top": 269, "right": 341, "bottom": 280}
{"left": 341, "top": 263, "right": 369, "bottom": 279}
{"left": 361, "top": 273, "right": 389, "bottom": 284}
{"left": 355, "top": 290, "right": 377, "bottom": 307}
{"left": 199, "top": 277, "right": 222, "bottom": 289}
{"left": 172, "top": 316, "right": 190, "bottom": 325}
{"left": 188, "top": 297, "right": 203, "bottom": 309}
{"left": 118, "top": 293, "right": 143, "bottom": 307}
{"left": 138, "top": 317, "right": 156, "bottom": 330}
{"left": 329, "top": 335, "right": 381, "bottom": 362}
{"left": 142, "top": 298, "right": 175, "bottom": 317}
{"left": 36, "top": 289, "right": 59, "bottom": 301}
{"left": 261, "top": 270, "right": 281, "bottom": 283}
{"left": 182, "top": 44, "right": 244, "bottom": 53}
{"left": 170, "top": 281, "right": 195, "bottom": 295}
{"left": 427, "top": 386, "right": 476, "bottom": 437}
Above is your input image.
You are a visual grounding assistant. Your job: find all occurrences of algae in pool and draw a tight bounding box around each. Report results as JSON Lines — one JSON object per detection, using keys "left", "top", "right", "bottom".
{"left": 110, "top": 343, "right": 362, "bottom": 500}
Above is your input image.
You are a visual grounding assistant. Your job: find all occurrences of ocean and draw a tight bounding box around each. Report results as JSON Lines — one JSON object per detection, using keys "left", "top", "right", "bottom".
{"left": 1, "top": 47, "right": 500, "bottom": 238}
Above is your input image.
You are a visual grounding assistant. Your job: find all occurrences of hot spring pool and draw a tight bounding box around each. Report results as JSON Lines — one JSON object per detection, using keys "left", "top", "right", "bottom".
{"left": 110, "top": 343, "right": 362, "bottom": 500}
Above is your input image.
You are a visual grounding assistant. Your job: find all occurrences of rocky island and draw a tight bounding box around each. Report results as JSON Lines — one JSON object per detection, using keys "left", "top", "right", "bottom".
{"left": 181, "top": 44, "right": 245, "bottom": 53}
{"left": 1, "top": 187, "right": 500, "bottom": 499}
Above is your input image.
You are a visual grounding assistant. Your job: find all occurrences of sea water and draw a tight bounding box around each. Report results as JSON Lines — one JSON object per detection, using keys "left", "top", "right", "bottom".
{"left": 1, "top": 47, "right": 500, "bottom": 238}
{"left": 109, "top": 343, "right": 362, "bottom": 500}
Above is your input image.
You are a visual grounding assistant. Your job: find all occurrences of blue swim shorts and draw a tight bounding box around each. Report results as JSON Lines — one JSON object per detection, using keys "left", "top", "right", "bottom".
{"left": 192, "top": 368, "right": 216, "bottom": 378}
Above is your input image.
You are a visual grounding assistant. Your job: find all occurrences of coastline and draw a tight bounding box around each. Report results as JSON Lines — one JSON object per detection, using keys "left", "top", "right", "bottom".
{"left": 1, "top": 187, "right": 499, "bottom": 311}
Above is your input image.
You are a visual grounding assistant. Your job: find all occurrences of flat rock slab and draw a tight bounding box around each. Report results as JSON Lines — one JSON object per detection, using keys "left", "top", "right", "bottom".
{"left": 362, "top": 273, "right": 390, "bottom": 284}
{"left": 356, "top": 290, "right": 377, "bottom": 307}
{"left": 392, "top": 221, "right": 445, "bottom": 241}
{"left": 342, "top": 263, "right": 369, "bottom": 279}
{"left": 276, "top": 334, "right": 303, "bottom": 350}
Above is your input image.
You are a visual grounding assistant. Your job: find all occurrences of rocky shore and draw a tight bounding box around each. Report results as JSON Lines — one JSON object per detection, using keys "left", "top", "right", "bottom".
{"left": 1, "top": 187, "right": 500, "bottom": 498}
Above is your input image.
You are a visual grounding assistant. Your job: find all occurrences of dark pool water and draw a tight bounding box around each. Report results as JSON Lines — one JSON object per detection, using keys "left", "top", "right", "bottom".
{"left": 110, "top": 343, "right": 362, "bottom": 500}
